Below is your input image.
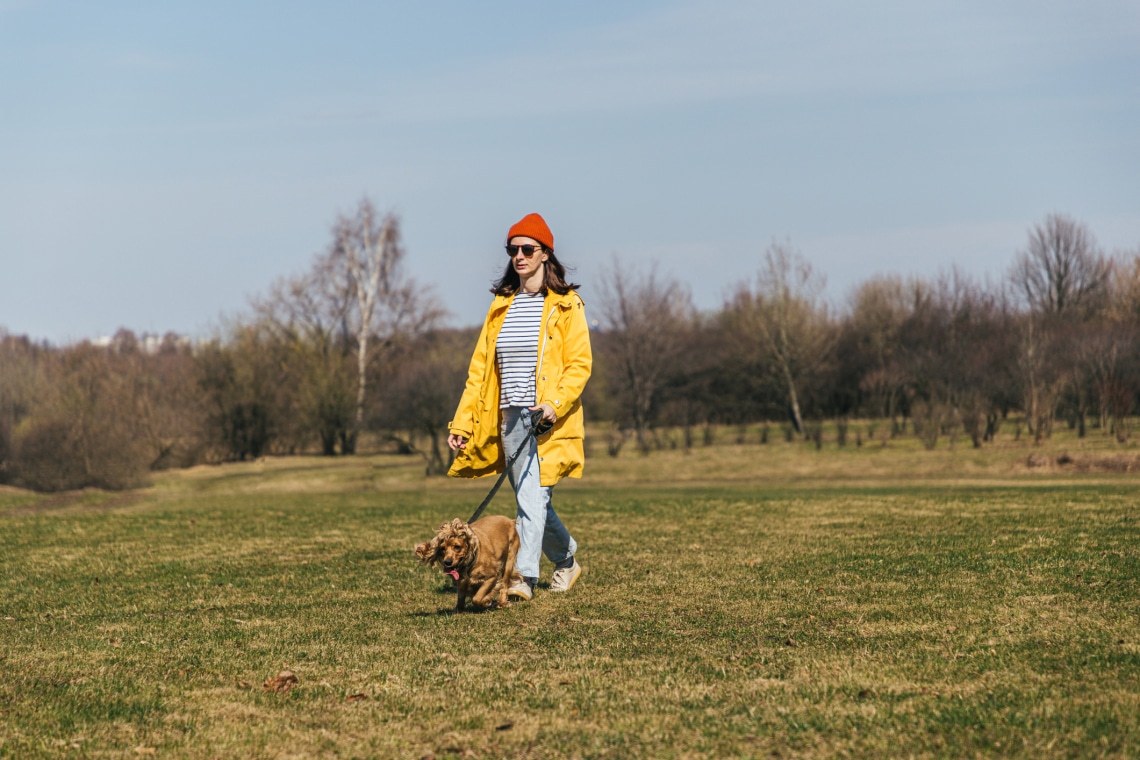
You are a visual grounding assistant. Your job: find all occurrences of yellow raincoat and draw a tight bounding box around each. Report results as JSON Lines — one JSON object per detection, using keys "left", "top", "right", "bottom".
{"left": 447, "top": 289, "right": 592, "bottom": 486}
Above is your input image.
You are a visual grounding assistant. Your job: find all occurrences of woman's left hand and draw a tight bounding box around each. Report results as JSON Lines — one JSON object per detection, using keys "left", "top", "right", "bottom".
{"left": 529, "top": 402, "right": 557, "bottom": 425}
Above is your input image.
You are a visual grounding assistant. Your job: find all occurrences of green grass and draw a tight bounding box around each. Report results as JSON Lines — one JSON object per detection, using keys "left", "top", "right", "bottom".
{"left": 1, "top": 430, "right": 1139, "bottom": 758}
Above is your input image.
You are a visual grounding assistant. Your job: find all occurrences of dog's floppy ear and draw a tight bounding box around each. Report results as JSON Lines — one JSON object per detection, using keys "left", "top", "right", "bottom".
{"left": 414, "top": 533, "right": 443, "bottom": 566}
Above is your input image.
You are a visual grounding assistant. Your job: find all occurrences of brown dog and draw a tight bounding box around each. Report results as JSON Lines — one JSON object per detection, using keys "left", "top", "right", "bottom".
{"left": 414, "top": 515, "right": 521, "bottom": 612}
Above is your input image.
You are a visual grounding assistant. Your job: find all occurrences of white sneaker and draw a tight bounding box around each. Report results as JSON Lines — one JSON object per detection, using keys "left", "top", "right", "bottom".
{"left": 507, "top": 580, "right": 533, "bottom": 601}
{"left": 550, "top": 559, "right": 581, "bottom": 593}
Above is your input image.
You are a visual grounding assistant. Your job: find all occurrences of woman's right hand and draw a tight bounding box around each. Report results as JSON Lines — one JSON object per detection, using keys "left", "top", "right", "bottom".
{"left": 447, "top": 434, "right": 467, "bottom": 451}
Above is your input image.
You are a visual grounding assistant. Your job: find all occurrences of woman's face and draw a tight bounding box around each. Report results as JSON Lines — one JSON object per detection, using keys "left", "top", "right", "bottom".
{"left": 508, "top": 235, "right": 549, "bottom": 281}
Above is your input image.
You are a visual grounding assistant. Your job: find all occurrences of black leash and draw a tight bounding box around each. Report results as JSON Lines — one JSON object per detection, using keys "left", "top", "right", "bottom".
{"left": 466, "top": 409, "right": 553, "bottom": 524}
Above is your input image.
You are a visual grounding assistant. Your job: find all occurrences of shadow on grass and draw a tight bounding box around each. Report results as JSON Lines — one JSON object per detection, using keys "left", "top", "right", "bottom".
{"left": 407, "top": 609, "right": 459, "bottom": 617}
{"left": 408, "top": 605, "right": 507, "bottom": 617}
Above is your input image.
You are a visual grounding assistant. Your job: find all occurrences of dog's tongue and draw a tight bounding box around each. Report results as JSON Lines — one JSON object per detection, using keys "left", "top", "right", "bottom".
{"left": 445, "top": 569, "right": 460, "bottom": 581}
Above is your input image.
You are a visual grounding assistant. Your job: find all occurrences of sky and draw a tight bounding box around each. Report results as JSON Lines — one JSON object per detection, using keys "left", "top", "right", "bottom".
{"left": 2, "top": 0, "right": 1138, "bottom": 343}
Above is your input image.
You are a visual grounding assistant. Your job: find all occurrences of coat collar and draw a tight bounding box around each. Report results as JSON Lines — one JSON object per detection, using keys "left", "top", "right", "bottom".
{"left": 490, "top": 288, "right": 579, "bottom": 314}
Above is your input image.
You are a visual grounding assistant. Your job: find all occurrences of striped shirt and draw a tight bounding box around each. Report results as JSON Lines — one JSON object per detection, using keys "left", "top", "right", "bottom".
{"left": 497, "top": 290, "right": 546, "bottom": 407}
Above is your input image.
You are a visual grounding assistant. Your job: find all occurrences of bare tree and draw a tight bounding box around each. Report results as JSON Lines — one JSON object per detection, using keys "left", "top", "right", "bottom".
{"left": 842, "top": 275, "right": 910, "bottom": 428}
{"left": 596, "top": 258, "right": 693, "bottom": 454}
{"left": 373, "top": 327, "right": 473, "bottom": 474}
{"left": 1078, "top": 323, "right": 1138, "bottom": 442}
{"left": 892, "top": 269, "right": 1013, "bottom": 448}
{"left": 1074, "top": 249, "right": 1140, "bottom": 440}
{"left": 249, "top": 198, "right": 441, "bottom": 455}
{"left": 11, "top": 344, "right": 153, "bottom": 491}
{"left": 1008, "top": 215, "right": 1113, "bottom": 442}
{"left": 251, "top": 265, "right": 355, "bottom": 455}
{"left": 1106, "top": 248, "right": 1140, "bottom": 324}
{"left": 726, "top": 241, "right": 833, "bottom": 436}
{"left": 1011, "top": 213, "right": 1110, "bottom": 318}
{"left": 329, "top": 198, "right": 403, "bottom": 451}
{"left": 0, "top": 331, "right": 46, "bottom": 482}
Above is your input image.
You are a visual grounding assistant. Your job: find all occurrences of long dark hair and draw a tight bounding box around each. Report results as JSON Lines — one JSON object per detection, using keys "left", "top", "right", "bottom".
{"left": 491, "top": 247, "right": 580, "bottom": 296}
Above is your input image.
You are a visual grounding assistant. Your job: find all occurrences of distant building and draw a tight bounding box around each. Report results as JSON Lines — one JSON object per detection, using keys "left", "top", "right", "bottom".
{"left": 91, "top": 331, "right": 192, "bottom": 354}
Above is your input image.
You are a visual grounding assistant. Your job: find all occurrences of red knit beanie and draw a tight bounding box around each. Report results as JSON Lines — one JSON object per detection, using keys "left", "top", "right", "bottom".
{"left": 507, "top": 213, "right": 554, "bottom": 250}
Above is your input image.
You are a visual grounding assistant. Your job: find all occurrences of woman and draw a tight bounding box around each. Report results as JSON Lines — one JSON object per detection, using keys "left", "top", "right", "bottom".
{"left": 447, "top": 213, "right": 592, "bottom": 600}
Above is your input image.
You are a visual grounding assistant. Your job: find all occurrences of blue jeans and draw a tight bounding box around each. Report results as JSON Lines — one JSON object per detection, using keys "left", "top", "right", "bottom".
{"left": 501, "top": 407, "right": 577, "bottom": 580}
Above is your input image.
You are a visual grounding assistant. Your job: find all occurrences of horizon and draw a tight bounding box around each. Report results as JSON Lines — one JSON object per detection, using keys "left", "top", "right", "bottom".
{"left": 2, "top": 225, "right": 1135, "bottom": 349}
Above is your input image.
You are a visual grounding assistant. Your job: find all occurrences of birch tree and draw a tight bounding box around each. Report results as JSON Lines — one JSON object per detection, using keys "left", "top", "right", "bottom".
{"left": 328, "top": 198, "right": 403, "bottom": 453}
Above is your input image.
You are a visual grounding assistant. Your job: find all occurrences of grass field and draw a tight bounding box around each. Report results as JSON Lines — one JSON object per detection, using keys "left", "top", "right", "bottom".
{"left": 1, "top": 427, "right": 1138, "bottom": 758}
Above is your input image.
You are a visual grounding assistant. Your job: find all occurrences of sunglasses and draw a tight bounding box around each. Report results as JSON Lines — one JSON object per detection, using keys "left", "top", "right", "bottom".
{"left": 505, "top": 244, "right": 544, "bottom": 258}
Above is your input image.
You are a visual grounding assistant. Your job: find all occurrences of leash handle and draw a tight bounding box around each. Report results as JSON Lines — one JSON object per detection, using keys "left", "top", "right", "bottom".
{"left": 466, "top": 409, "right": 549, "bottom": 524}
{"left": 531, "top": 407, "right": 554, "bottom": 436}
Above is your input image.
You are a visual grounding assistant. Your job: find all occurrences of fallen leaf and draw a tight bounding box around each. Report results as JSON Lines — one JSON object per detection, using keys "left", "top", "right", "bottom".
{"left": 785, "top": 638, "right": 796, "bottom": 647}
{"left": 110, "top": 638, "right": 121, "bottom": 648}
{"left": 236, "top": 680, "right": 252, "bottom": 689}
{"left": 858, "top": 689, "right": 872, "bottom": 699}
{"left": 495, "top": 721, "right": 514, "bottom": 731}
{"left": 346, "top": 693, "right": 368, "bottom": 702}
{"left": 569, "top": 617, "right": 582, "bottom": 622}
{"left": 263, "top": 670, "right": 299, "bottom": 693}
{"left": 134, "top": 748, "right": 157, "bottom": 756}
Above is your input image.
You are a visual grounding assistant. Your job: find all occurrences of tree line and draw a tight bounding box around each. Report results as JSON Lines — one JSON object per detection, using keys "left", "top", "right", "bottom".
{"left": 2, "top": 207, "right": 1137, "bottom": 491}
